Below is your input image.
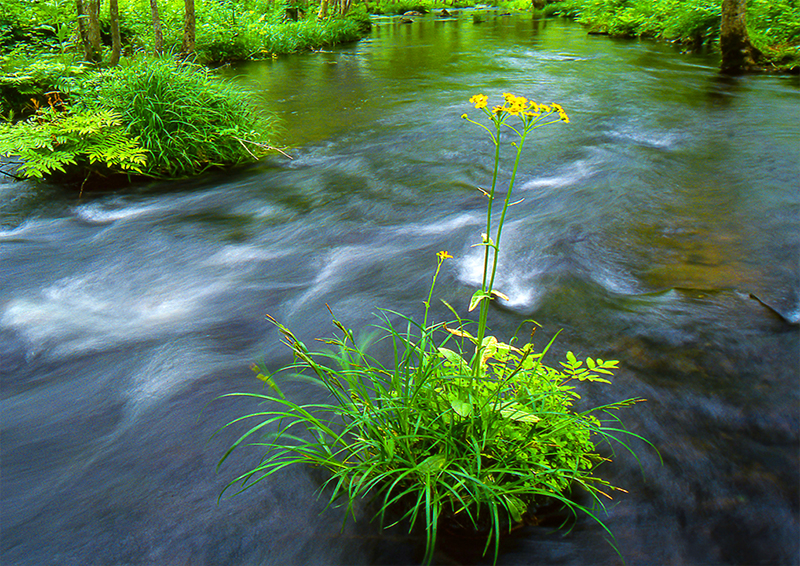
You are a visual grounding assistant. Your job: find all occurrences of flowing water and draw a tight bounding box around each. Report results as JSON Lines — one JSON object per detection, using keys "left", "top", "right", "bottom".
{"left": 2, "top": 12, "right": 799, "bottom": 566}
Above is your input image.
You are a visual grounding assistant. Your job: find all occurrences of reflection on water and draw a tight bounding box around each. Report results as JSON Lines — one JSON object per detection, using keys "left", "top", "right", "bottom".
{"left": 2, "top": 12, "right": 799, "bottom": 566}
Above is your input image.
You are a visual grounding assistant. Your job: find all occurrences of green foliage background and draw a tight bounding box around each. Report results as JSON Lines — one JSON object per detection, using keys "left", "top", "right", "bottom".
{"left": 547, "top": 0, "right": 800, "bottom": 53}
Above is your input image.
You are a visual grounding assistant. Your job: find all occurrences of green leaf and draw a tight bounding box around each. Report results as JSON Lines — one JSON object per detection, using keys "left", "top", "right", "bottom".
{"left": 505, "top": 495, "right": 527, "bottom": 523}
{"left": 437, "top": 347, "right": 470, "bottom": 373}
{"left": 499, "top": 402, "right": 541, "bottom": 423}
{"left": 469, "top": 290, "right": 492, "bottom": 312}
{"left": 566, "top": 351, "right": 579, "bottom": 366}
{"left": 418, "top": 453, "right": 447, "bottom": 474}
{"left": 449, "top": 398, "right": 473, "bottom": 418}
{"left": 254, "top": 367, "right": 285, "bottom": 399}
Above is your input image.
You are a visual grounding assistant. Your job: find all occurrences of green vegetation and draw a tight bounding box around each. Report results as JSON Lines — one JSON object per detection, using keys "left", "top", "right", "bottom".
{"left": 215, "top": 95, "right": 652, "bottom": 564}
{"left": 0, "top": 55, "right": 277, "bottom": 181}
{"left": 102, "top": 57, "right": 276, "bottom": 178}
{"left": 546, "top": 0, "right": 800, "bottom": 67}
{"left": 0, "top": 103, "right": 147, "bottom": 180}
{"left": 0, "top": 0, "right": 370, "bottom": 184}
{"left": 0, "top": 1, "right": 366, "bottom": 64}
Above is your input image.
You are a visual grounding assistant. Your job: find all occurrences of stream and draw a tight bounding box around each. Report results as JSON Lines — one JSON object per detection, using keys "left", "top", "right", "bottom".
{"left": 1, "top": 12, "right": 798, "bottom": 566}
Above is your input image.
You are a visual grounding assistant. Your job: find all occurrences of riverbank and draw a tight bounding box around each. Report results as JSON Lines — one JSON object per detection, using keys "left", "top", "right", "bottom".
{"left": 544, "top": 0, "right": 800, "bottom": 72}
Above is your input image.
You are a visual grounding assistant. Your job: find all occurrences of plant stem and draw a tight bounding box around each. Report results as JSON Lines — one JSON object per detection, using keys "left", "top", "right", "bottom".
{"left": 471, "top": 120, "right": 503, "bottom": 377}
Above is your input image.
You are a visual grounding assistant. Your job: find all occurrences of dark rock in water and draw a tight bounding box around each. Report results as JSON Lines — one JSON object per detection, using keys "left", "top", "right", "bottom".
{"left": 472, "top": 14, "right": 484, "bottom": 24}
{"left": 439, "top": 9, "right": 451, "bottom": 17}
{"left": 588, "top": 29, "right": 610, "bottom": 35}
{"left": 403, "top": 11, "right": 423, "bottom": 16}
{"left": 399, "top": 17, "right": 413, "bottom": 24}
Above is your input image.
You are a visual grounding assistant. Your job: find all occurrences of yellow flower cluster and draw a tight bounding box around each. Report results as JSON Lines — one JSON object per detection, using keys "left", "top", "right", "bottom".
{"left": 468, "top": 93, "right": 569, "bottom": 123}
{"left": 469, "top": 94, "right": 488, "bottom": 109}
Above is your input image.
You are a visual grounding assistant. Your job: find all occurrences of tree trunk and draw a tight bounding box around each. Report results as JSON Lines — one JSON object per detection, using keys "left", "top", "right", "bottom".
{"left": 720, "top": 0, "right": 760, "bottom": 74}
{"left": 317, "top": 0, "right": 328, "bottom": 19}
{"left": 182, "top": 0, "right": 196, "bottom": 54}
{"left": 85, "top": 0, "right": 102, "bottom": 62}
{"left": 150, "top": 0, "right": 164, "bottom": 54}
{"left": 532, "top": 0, "right": 545, "bottom": 9}
{"left": 108, "top": 0, "right": 122, "bottom": 66}
{"left": 76, "top": 0, "right": 90, "bottom": 56}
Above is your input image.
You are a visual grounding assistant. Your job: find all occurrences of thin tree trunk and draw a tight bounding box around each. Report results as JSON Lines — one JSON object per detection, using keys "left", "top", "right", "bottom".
{"left": 150, "top": 0, "right": 164, "bottom": 54}
{"left": 85, "top": 0, "right": 102, "bottom": 62}
{"left": 108, "top": 0, "right": 122, "bottom": 66}
{"left": 720, "top": 0, "right": 760, "bottom": 74}
{"left": 317, "top": 0, "right": 328, "bottom": 19}
{"left": 76, "top": 0, "right": 91, "bottom": 56}
{"left": 182, "top": 0, "right": 196, "bottom": 54}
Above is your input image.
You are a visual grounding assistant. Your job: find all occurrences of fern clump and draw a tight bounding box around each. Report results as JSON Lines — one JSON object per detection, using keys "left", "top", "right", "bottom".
{"left": 0, "top": 105, "right": 147, "bottom": 180}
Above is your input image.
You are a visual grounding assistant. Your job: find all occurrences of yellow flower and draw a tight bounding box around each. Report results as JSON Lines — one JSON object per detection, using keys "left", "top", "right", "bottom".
{"left": 469, "top": 94, "right": 488, "bottom": 109}
{"left": 437, "top": 250, "right": 453, "bottom": 261}
{"left": 551, "top": 103, "right": 569, "bottom": 123}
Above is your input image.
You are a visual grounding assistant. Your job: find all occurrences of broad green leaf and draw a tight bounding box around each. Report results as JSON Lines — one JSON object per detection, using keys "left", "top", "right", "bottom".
{"left": 449, "top": 398, "right": 473, "bottom": 418}
{"left": 418, "top": 453, "right": 447, "bottom": 473}
{"left": 437, "top": 347, "right": 470, "bottom": 373}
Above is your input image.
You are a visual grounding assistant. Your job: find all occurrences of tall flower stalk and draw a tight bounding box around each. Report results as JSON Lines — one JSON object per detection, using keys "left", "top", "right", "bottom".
{"left": 214, "top": 93, "right": 651, "bottom": 566}
{"left": 461, "top": 93, "right": 569, "bottom": 376}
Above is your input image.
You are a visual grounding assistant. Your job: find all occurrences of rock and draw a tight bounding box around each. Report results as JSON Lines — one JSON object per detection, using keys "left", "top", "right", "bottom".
{"left": 399, "top": 17, "right": 413, "bottom": 24}
{"left": 439, "top": 9, "right": 451, "bottom": 17}
{"left": 403, "top": 11, "right": 422, "bottom": 16}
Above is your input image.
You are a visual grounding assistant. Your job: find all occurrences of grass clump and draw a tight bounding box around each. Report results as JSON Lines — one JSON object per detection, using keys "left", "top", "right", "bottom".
{"left": 214, "top": 94, "right": 653, "bottom": 565}
{"left": 101, "top": 56, "right": 277, "bottom": 178}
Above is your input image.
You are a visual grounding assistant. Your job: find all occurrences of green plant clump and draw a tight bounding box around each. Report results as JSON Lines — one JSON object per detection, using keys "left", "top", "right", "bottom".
{"left": 0, "top": 103, "right": 147, "bottom": 179}
{"left": 215, "top": 94, "right": 653, "bottom": 564}
{"left": 0, "top": 56, "right": 277, "bottom": 181}
{"left": 101, "top": 56, "right": 277, "bottom": 178}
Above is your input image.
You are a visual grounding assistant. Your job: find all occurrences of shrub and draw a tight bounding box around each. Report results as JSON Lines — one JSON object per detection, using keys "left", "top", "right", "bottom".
{"left": 547, "top": 0, "right": 799, "bottom": 49}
